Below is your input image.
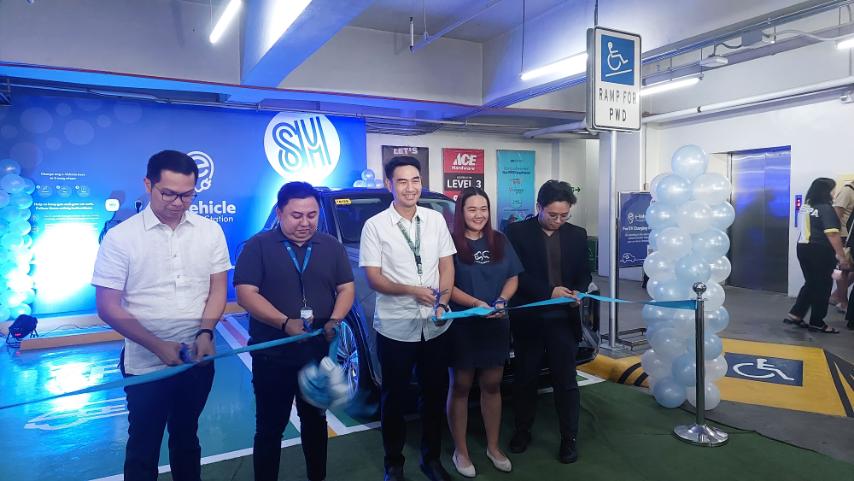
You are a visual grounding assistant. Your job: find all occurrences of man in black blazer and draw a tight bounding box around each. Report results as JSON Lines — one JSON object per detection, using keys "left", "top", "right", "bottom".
{"left": 505, "top": 180, "right": 591, "bottom": 464}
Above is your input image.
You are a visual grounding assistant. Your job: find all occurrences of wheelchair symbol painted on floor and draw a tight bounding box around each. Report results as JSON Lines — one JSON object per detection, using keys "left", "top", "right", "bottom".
{"left": 606, "top": 42, "right": 629, "bottom": 75}
{"left": 732, "top": 358, "right": 795, "bottom": 381}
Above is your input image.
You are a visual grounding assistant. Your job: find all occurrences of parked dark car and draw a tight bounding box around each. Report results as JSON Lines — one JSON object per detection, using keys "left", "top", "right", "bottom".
{"left": 229, "top": 188, "right": 600, "bottom": 400}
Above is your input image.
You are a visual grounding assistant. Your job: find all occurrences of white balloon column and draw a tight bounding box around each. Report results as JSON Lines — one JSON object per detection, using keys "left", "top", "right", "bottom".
{"left": 0, "top": 158, "right": 36, "bottom": 322}
{"left": 641, "top": 145, "right": 733, "bottom": 410}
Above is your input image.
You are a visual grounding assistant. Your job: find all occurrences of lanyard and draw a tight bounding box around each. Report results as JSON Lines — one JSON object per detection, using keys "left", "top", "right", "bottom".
{"left": 283, "top": 241, "right": 312, "bottom": 307}
{"left": 396, "top": 215, "right": 422, "bottom": 275}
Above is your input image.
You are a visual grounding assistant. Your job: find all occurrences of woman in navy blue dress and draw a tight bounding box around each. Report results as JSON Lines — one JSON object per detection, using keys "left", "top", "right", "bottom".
{"left": 446, "top": 187, "right": 523, "bottom": 477}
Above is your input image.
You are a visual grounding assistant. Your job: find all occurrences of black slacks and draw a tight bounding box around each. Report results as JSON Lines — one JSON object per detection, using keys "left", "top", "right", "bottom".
{"left": 790, "top": 243, "right": 837, "bottom": 325}
{"left": 122, "top": 362, "right": 214, "bottom": 481}
{"left": 252, "top": 354, "right": 328, "bottom": 481}
{"left": 511, "top": 309, "right": 580, "bottom": 440}
{"left": 376, "top": 333, "right": 448, "bottom": 469}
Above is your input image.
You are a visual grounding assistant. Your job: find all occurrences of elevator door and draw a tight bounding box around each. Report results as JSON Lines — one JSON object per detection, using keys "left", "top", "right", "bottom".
{"left": 728, "top": 147, "right": 791, "bottom": 293}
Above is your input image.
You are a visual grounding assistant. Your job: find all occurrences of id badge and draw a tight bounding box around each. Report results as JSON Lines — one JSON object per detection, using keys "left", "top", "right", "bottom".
{"left": 300, "top": 307, "right": 313, "bottom": 330}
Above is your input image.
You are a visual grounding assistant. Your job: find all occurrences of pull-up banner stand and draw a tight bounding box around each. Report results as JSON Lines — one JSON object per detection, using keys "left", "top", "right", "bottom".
{"left": 586, "top": 26, "right": 641, "bottom": 349}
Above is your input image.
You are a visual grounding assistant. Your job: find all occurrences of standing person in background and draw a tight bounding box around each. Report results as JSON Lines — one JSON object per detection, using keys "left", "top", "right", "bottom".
{"left": 234, "top": 181, "right": 355, "bottom": 481}
{"left": 93, "top": 150, "right": 232, "bottom": 481}
{"left": 360, "top": 156, "right": 456, "bottom": 481}
{"left": 445, "top": 187, "right": 522, "bottom": 478}
{"left": 785, "top": 177, "right": 850, "bottom": 333}
{"left": 506, "top": 180, "right": 591, "bottom": 465}
{"left": 830, "top": 179, "right": 854, "bottom": 312}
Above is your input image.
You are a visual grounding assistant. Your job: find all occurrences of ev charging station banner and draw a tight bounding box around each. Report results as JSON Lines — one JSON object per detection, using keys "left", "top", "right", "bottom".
{"left": 618, "top": 192, "right": 652, "bottom": 267}
{"left": 0, "top": 92, "right": 366, "bottom": 315}
{"left": 496, "top": 150, "right": 535, "bottom": 232}
{"left": 586, "top": 27, "right": 641, "bottom": 131}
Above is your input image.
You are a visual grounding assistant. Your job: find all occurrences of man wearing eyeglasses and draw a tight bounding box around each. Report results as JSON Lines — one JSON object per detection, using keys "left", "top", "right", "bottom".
{"left": 92, "top": 150, "right": 232, "bottom": 481}
{"left": 505, "top": 180, "right": 590, "bottom": 465}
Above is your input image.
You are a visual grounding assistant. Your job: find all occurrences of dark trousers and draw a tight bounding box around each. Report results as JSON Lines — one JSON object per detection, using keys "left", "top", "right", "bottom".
{"left": 252, "top": 354, "right": 328, "bottom": 481}
{"left": 511, "top": 311, "right": 580, "bottom": 440}
{"left": 377, "top": 333, "right": 448, "bottom": 469}
{"left": 122, "top": 362, "right": 214, "bottom": 481}
{"left": 790, "top": 243, "right": 837, "bottom": 325}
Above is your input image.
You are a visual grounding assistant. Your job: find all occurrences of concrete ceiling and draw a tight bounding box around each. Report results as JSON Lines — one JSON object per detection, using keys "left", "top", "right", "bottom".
{"left": 350, "top": 0, "right": 567, "bottom": 43}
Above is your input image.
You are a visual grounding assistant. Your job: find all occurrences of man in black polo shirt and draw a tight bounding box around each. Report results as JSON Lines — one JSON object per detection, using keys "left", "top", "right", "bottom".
{"left": 234, "top": 182, "right": 355, "bottom": 481}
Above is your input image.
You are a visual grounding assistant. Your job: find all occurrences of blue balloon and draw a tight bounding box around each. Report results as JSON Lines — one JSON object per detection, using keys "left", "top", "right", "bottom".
{"left": 0, "top": 205, "right": 29, "bottom": 222}
{"left": 671, "top": 145, "right": 708, "bottom": 180}
{"left": 9, "top": 220, "right": 31, "bottom": 236}
{"left": 645, "top": 202, "right": 678, "bottom": 230}
{"left": 692, "top": 228, "right": 730, "bottom": 261}
{"left": 0, "top": 191, "right": 8, "bottom": 209}
{"left": 0, "top": 159, "right": 21, "bottom": 177}
{"left": 672, "top": 352, "right": 697, "bottom": 387}
{"left": 21, "top": 178, "right": 35, "bottom": 195}
{"left": 0, "top": 233, "right": 23, "bottom": 250}
{"left": 655, "top": 174, "right": 692, "bottom": 205}
{"left": 675, "top": 254, "right": 712, "bottom": 285}
{"left": 705, "top": 306, "right": 730, "bottom": 333}
{"left": 0, "top": 174, "right": 26, "bottom": 195}
{"left": 686, "top": 333, "right": 724, "bottom": 361}
{"left": 9, "top": 193, "right": 33, "bottom": 210}
{"left": 0, "top": 306, "right": 9, "bottom": 322}
{"left": 361, "top": 169, "right": 376, "bottom": 182}
{"left": 653, "top": 377, "right": 687, "bottom": 408}
{"left": 9, "top": 303, "right": 32, "bottom": 318}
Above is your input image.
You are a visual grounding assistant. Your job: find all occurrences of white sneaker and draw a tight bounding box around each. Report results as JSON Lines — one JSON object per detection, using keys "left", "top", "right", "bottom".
{"left": 486, "top": 449, "right": 512, "bottom": 472}
{"left": 452, "top": 451, "right": 477, "bottom": 478}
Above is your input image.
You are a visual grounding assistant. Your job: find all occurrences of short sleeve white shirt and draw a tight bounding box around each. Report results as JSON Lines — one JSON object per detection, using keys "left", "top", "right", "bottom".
{"left": 92, "top": 206, "right": 232, "bottom": 374}
{"left": 359, "top": 203, "right": 456, "bottom": 342}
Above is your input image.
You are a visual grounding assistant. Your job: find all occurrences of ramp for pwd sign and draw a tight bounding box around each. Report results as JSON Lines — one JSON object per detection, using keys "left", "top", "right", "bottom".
{"left": 587, "top": 27, "right": 641, "bottom": 131}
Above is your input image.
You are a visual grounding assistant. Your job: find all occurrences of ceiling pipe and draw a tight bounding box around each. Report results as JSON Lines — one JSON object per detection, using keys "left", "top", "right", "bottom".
{"left": 411, "top": 0, "right": 503, "bottom": 53}
{"left": 523, "top": 120, "right": 588, "bottom": 138}
{"left": 642, "top": 75, "right": 854, "bottom": 124}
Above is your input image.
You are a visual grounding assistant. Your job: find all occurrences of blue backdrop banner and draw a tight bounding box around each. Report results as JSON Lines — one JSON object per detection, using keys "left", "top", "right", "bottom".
{"left": 0, "top": 93, "right": 367, "bottom": 315}
{"left": 618, "top": 191, "right": 652, "bottom": 268}
{"left": 496, "top": 150, "right": 535, "bottom": 232}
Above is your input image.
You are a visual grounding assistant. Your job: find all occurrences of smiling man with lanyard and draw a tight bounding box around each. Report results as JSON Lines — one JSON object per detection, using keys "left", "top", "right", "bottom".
{"left": 234, "top": 181, "right": 355, "bottom": 481}
{"left": 360, "top": 156, "right": 456, "bottom": 481}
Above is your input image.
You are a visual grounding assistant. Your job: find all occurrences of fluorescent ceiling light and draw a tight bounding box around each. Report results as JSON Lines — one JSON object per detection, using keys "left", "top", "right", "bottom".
{"left": 836, "top": 37, "right": 854, "bottom": 50}
{"left": 264, "top": 0, "right": 312, "bottom": 53}
{"left": 209, "top": 0, "right": 242, "bottom": 44}
{"left": 641, "top": 76, "right": 701, "bottom": 97}
{"left": 521, "top": 52, "right": 588, "bottom": 81}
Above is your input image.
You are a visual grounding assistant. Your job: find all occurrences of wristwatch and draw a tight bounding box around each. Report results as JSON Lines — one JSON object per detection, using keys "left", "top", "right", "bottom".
{"left": 195, "top": 328, "right": 214, "bottom": 340}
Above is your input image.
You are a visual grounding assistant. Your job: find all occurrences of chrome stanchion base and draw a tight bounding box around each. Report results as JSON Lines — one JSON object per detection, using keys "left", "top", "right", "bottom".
{"left": 673, "top": 424, "right": 729, "bottom": 447}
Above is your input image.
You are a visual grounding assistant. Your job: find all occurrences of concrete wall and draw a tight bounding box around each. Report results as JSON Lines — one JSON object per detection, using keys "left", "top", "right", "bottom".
{"left": 0, "top": 0, "right": 241, "bottom": 84}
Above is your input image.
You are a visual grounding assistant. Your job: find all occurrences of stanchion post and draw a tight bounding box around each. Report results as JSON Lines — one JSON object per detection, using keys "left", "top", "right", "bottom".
{"left": 673, "top": 282, "right": 728, "bottom": 447}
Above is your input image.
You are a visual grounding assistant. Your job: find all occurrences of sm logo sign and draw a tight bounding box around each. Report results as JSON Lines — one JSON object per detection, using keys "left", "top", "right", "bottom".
{"left": 264, "top": 112, "right": 341, "bottom": 184}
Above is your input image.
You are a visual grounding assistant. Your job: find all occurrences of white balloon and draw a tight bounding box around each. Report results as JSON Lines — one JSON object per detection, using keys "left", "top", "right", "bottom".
{"left": 643, "top": 251, "right": 676, "bottom": 280}
{"left": 652, "top": 279, "right": 691, "bottom": 302}
{"left": 648, "top": 173, "right": 667, "bottom": 201}
{"left": 675, "top": 254, "right": 712, "bottom": 285}
{"left": 646, "top": 202, "right": 678, "bottom": 230}
{"left": 708, "top": 256, "right": 732, "bottom": 283}
{"left": 650, "top": 327, "right": 687, "bottom": 360}
{"left": 686, "top": 332, "right": 724, "bottom": 360}
{"left": 708, "top": 201, "right": 735, "bottom": 230}
{"left": 655, "top": 174, "right": 692, "bottom": 205}
{"left": 641, "top": 349, "right": 672, "bottom": 379}
{"left": 646, "top": 278, "right": 661, "bottom": 299}
{"left": 693, "top": 228, "right": 730, "bottom": 261}
{"left": 657, "top": 227, "right": 692, "bottom": 259}
{"left": 686, "top": 381, "right": 721, "bottom": 410}
{"left": 671, "top": 145, "right": 708, "bottom": 180}
{"left": 705, "top": 355, "right": 729, "bottom": 382}
{"left": 692, "top": 173, "right": 731, "bottom": 204}
{"left": 648, "top": 229, "right": 661, "bottom": 251}
{"left": 701, "top": 281, "right": 726, "bottom": 310}
{"left": 676, "top": 200, "right": 713, "bottom": 234}
{"left": 670, "top": 309, "right": 697, "bottom": 337}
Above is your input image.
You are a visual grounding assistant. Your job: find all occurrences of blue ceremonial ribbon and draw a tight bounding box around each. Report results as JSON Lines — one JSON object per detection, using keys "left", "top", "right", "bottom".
{"left": 0, "top": 329, "right": 325, "bottom": 411}
{"left": 438, "top": 293, "right": 696, "bottom": 321}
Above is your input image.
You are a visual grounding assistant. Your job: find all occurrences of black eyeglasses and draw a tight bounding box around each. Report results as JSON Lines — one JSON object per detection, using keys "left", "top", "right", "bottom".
{"left": 154, "top": 185, "right": 197, "bottom": 203}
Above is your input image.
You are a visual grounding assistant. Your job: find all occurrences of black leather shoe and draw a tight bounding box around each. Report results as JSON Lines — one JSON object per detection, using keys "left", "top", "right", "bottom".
{"left": 419, "top": 460, "right": 450, "bottom": 481}
{"left": 508, "top": 430, "right": 531, "bottom": 453}
{"left": 384, "top": 465, "right": 405, "bottom": 481}
{"left": 559, "top": 437, "right": 578, "bottom": 464}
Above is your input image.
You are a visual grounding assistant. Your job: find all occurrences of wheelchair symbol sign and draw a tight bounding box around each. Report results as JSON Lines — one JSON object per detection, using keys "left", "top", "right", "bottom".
{"left": 725, "top": 353, "right": 803, "bottom": 386}
{"left": 600, "top": 34, "right": 635, "bottom": 86}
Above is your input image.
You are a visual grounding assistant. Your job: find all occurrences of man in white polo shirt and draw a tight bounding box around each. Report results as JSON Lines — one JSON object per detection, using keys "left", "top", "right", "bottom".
{"left": 360, "top": 156, "right": 456, "bottom": 481}
{"left": 92, "top": 150, "right": 232, "bottom": 481}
